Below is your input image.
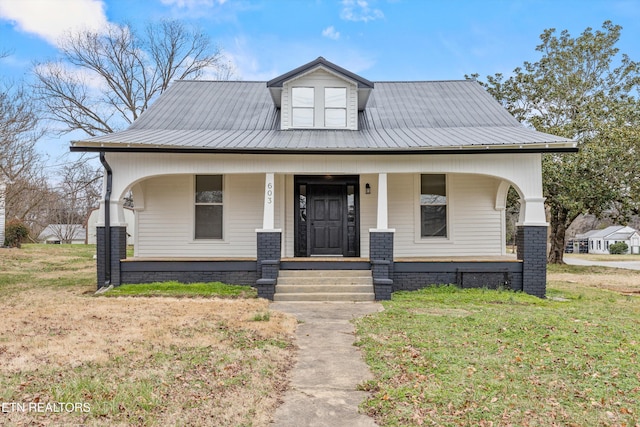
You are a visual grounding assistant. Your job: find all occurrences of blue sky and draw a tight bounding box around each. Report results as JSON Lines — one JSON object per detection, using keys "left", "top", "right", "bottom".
{"left": 1, "top": 0, "right": 640, "bottom": 164}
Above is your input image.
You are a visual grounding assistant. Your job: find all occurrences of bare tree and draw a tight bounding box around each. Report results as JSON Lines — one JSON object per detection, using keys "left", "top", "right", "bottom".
{"left": 45, "top": 161, "right": 102, "bottom": 243}
{"left": 0, "top": 78, "right": 50, "bottom": 236}
{"left": 32, "top": 19, "right": 229, "bottom": 136}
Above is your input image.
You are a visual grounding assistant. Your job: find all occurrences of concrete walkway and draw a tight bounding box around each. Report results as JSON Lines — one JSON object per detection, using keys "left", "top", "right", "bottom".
{"left": 269, "top": 302, "right": 383, "bottom": 427}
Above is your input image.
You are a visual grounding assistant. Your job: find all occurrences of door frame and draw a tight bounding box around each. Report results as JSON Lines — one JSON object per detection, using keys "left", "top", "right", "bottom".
{"left": 294, "top": 175, "right": 360, "bottom": 257}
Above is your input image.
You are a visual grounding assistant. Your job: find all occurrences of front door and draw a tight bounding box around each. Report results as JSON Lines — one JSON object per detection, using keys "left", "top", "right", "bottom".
{"left": 294, "top": 176, "right": 360, "bottom": 257}
{"left": 308, "top": 185, "right": 345, "bottom": 255}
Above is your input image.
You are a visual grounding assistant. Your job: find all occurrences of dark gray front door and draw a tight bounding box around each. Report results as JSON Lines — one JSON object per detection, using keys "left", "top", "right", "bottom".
{"left": 308, "top": 185, "right": 346, "bottom": 255}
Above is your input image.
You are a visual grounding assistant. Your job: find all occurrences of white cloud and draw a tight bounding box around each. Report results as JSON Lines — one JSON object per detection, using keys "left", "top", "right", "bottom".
{"left": 0, "top": 0, "right": 109, "bottom": 46}
{"left": 340, "top": 0, "right": 384, "bottom": 23}
{"left": 322, "top": 26, "right": 340, "bottom": 40}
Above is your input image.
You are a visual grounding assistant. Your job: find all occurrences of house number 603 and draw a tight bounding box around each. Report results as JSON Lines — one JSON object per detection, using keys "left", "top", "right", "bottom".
{"left": 267, "top": 182, "right": 273, "bottom": 204}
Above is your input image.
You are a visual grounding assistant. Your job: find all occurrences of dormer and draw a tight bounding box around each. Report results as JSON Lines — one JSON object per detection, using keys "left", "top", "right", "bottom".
{"left": 267, "top": 57, "right": 374, "bottom": 130}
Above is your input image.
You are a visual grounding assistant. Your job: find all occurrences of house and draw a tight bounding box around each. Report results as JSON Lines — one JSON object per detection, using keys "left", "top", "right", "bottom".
{"left": 86, "top": 207, "right": 135, "bottom": 245}
{"left": 70, "top": 57, "right": 576, "bottom": 299}
{"left": 38, "top": 224, "right": 86, "bottom": 244}
{"left": 573, "top": 226, "right": 640, "bottom": 255}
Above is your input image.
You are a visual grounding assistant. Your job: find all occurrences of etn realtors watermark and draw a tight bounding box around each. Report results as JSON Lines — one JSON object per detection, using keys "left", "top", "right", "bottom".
{"left": 2, "top": 401, "right": 91, "bottom": 413}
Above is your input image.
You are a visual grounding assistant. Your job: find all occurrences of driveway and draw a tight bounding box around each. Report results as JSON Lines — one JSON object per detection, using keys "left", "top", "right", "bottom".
{"left": 563, "top": 257, "right": 640, "bottom": 271}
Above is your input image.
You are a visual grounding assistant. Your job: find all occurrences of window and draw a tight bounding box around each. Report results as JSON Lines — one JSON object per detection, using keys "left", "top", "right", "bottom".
{"left": 195, "top": 175, "right": 223, "bottom": 239}
{"left": 324, "top": 87, "right": 346, "bottom": 127}
{"left": 292, "top": 87, "right": 314, "bottom": 127}
{"left": 420, "top": 174, "right": 447, "bottom": 238}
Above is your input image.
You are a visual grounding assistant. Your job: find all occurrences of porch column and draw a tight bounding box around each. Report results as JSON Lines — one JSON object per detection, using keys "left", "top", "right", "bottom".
{"left": 262, "top": 173, "right": 275, "bottom": 230}
{"left": 517, "top": 197, "right": 548, "bottom": 298}
{"left": 370, "top": 173, "right": 395, "bottom": 300}
{"left": 256, "top": 173, "right": 280, "bottom": 300}
{"left": 376, "top": 173, "right": 389, "bottom": 230}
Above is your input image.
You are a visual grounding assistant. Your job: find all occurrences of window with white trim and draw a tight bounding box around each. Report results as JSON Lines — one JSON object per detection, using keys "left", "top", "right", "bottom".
{"left": 195, "top": 175, "right": 223, "bottom": 239}
{"left": 420, "top": 174, "right": 447, "bottom": 238}
{"left": 324, "top": 87, "right": 346, "bottom": 127}
{"left": 292, "top": 87, "right": 314, "bottom": 127}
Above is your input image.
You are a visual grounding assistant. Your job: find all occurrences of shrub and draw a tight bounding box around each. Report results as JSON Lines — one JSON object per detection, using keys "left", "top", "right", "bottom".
{"left": 4, "top": 219, "right": 30, "bottom": 248}
{"left": 609, "top": 242, "right": 629, "bottom": 255}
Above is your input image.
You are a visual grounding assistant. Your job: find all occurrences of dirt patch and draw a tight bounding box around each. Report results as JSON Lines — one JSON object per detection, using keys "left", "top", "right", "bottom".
{"left": 0, "top": 287, "right": 296, "bottom": 372}
{"left": 548, "top": 269, "right": 640, "bottom": 295}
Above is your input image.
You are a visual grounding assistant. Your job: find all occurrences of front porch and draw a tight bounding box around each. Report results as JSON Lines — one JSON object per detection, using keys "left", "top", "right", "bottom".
{"left": 110, "top": 248, "right": 527, "bottom": 301}
{"left": 95, "top": 154, "right": 549, "bottom": 299}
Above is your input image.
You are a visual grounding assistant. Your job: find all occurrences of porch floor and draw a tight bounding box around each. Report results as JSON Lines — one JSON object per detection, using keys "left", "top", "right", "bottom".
{"left": 122, "top": 255, "right": 520, "bottom": 262}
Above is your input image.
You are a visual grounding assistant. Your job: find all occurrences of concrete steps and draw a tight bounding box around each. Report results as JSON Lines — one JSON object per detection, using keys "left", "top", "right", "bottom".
{"left": 274, "top": 270, "right": 375, "bottom": 302}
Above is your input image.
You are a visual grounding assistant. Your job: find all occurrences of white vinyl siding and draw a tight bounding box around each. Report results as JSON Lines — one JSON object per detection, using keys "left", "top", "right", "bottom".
{"left": 389, "top": 173, "right": 503, "bottom": 257}
{"left": 135, "top": 174, "right": 268, "bottom": 257}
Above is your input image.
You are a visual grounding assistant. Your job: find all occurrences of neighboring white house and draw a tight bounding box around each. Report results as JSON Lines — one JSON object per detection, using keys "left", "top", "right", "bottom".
{"left": 38, "top": 224, "right": 86, "bottom": 244}
{"left": 86, "top": 207, "right": 135, "bottom": 245}
{"left": 69, "top": 57, "right": 577, "bottom": 299}
{"left": 574, "top": 225, "right": 640, "bottom": 255}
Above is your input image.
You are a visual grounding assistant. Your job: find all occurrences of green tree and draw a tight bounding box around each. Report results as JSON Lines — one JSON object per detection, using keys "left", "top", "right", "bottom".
{"left": 470, "top": 21, "right": 640, "bottom": 263}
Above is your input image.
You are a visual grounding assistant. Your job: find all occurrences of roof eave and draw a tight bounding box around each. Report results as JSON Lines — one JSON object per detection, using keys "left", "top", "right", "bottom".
{"left": 70, "top": 143, "right": 578, "bottom": 155}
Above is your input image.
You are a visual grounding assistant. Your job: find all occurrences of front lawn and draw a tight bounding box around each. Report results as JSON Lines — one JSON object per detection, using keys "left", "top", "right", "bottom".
{"left": 0, "top": 244, "right": 295, "bottom": 426}
{"left": 103, "top": 281, "right": 257, "bottom": 298}
{"left": 355, "top": 265, "right": 640, "bottom": 426}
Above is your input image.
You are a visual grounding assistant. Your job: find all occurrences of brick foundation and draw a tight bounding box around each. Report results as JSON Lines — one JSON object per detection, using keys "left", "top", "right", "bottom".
{"left": 517, "top": 225, "right": 548, "bottom": 298}
{"left": 256, "top": 231, "right": 281, "bottom": 300}
{"left": 369, "top": 231, "right": 394, "bottom": 300}
{"left": 96, "top": 226, "right": 127, "bottom": 288}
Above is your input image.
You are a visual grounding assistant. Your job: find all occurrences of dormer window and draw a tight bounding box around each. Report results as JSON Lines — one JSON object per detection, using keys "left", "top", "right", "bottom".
{"left": 325, "top": 88, "right": 347, "bottom": 127}
{"left": 292, "top": 87, "right": 314, "bottom": 127}
{"left": 267, "top": 57, "right": 374, "bottom": 131}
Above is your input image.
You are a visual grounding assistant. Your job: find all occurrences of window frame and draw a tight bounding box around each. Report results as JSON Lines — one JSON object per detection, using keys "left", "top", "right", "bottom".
{"left": 194, "top": 175, "right": 224, "bottom": 241}
{"left": 324, "top": 87, "right": 347, "bottom": 128}
{"left": 291, "top": 87, "right": 315, "bottom": 128}
{"left": 414, "top": 174, "right": 451, "bottom": 242}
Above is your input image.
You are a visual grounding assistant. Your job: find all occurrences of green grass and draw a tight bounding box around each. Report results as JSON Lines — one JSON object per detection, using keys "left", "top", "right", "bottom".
{"left": 103, "top": 281, "right": 257, "bottom": 298}
{"left": 355, "top": 280, "right": 640, "bottom": 426}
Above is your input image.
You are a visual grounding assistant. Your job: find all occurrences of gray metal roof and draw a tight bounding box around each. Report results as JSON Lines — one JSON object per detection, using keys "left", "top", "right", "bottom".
{"left": 71, "top": 79, "right": 576, "bottom": 153}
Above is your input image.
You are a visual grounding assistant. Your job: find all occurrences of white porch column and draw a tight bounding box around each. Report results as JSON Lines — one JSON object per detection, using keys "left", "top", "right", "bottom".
{"left": 262, "top": 172, "right": 275, "bottom": 230}
{"left": 376, "top": 173, "right": 389, "bottom": 230}
{"left": 518, "top": 197, "right": 548, "bottom": 227}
